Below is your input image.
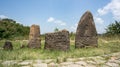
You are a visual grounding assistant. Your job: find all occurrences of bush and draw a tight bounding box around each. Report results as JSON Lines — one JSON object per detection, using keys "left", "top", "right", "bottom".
{"left": 0, "top": 18, "right": 30, "bottom": 39}
{"left": 106, "top": 21, "right": 120, "bottom": 35}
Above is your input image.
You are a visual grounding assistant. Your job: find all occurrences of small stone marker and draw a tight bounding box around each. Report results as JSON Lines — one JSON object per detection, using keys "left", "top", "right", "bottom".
{"left": 44, "top": 29, "right": 70, "bottom": 51}
{"left": 75, "top": 11, "right": 98, "bottom": 48}
{"left": 3, "top": 41, "right": 13, "bottom": 50}
{"left": 28, "top": 24, "right": 41, "bottom": 48}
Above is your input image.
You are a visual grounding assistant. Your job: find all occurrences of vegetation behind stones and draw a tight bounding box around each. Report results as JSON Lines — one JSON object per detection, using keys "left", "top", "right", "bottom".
{"left": 105, "top": 21, "right": 120, "bottom": 35}
{"left": 0, "top": 18, "right": 30, "bottom": 40}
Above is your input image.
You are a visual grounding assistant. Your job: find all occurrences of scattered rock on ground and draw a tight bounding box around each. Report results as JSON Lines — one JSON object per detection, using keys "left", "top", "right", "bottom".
{"left": 0, "top": 52, "right": 120, "bottom": 67}
{"left": 3, "top": 41, "right": 13, "bottom": 50}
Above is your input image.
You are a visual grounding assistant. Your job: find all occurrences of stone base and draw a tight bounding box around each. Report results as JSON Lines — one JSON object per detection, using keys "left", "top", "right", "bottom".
{"left": 28, "top": 38, "right": 41, "bottom": 48}
{"left": 75, "top": 37, "right": 98, "bottom": 48}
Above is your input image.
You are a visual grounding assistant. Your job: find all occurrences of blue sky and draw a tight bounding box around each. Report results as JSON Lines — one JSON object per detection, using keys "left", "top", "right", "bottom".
{"left": 0, "top": 0, "right": 120, "bottom": 34}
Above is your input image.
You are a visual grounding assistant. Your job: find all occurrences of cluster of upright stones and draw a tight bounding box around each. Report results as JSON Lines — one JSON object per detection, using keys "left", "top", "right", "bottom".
{"left": 27, "top": 11, "right": 98, "bottom": 50}
{"left": 3, "top": 11, "right": 97, "bottom": 51}
{"left": 75, "top": 11, "right": 98, "bottom": 48}
{"left": 44, "top": 30, "right": 70, "bottom": 51}
{"left": 28, "top": 24, "right": 41, "bottom": 48}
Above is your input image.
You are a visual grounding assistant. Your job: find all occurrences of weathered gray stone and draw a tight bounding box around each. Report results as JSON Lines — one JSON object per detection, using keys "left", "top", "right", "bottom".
{"left": 85, "top": 64, "right": 96, "bottom": 67}
{"left": 75, "top": 11, "right": 98, "bottom": 48}
{"left": 34, "top": 60, "right": 42, "bottom": 63}
{"left": 44, "top": 29, "right": 70, "bottom": 51}
{"left": 48, "top": 62, "right": 59, "bottom": 67}
{"left": 66, "top": 64, "right": 82, "bottom": 67}
{"left": 75, "top": 61, "right": 87, "bottom": 66}
{"left": 28, "top": 24, "right": 41, "bottom": 48}
{"left": 32, "top": 63, "right": 47, "bottom": 67}
{"left": 3, "top": 41, "right": 13, "bottom": 50}
{"left": 101, "top": 65, "right": 110, "bottom": 67}
{"left": 21, "top": 66, "right": 30, "bottom": 67}
{"left": 106, "top": 62, "right": 119, "bottom": 67}
{"left": 86, "top": 60, "right": 96, "bottom": 64}
{"left": 2, "top": 60, "right": 18, "bottom": 66}
{"left": 113, "top": 60, "right": 120, "bottom": 64}
{"left": 60, "top": 62, "right": 73, "bottom": 66}
{"left": 18, "top": 60, "right": 32, "bottom": 65}
{"left": 43, "top": 59, "right": 54, "bottom": 63}
{"left": 66, "top": 58, "right": 78, "bottom": 62}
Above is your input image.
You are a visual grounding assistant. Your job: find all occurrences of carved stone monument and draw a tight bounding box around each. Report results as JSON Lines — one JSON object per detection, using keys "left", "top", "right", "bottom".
{"left": 44, "top": 30, "right": 70, "bottom": 51}
{"left": 28, "top": 24, "right": 41, "bottom": 48}
{"left": 75, "top": 11, "right": 98, "bottom": 48}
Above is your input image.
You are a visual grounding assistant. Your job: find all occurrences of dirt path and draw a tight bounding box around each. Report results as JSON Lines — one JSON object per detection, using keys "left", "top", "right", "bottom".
{"left": 1, "top": 52, "right": 120, "bottom": 67}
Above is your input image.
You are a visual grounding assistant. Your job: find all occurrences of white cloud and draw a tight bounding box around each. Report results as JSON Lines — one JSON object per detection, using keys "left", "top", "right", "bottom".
{"left": 47, "top": 17, "right": 66, "bottom": 26}
{"left": 71, "top": 23, "right": 78, "bottom": 32}
{"left": 93, "top": 17, "right": 105, "bottom": 34}
{"left": 0, "top": 15, "right": 22, "bottom": 24}
{"left": 55, "top": 20, "right": 66, "bottom": 26}
{"left": 94, "top": 17, "right": 105, "bottom": 33}
{"left": 98, "top": 0, "right": 120, "bottom": 20}
{"left": 94, "top": 17, "right": 104, "bottom": 24}
{"left": 71, "top": 26, "right": 76, "bottom": 30}
{"left": 16, "top": 21, "right": 21, "bottom": 23}
{"left": 0, "top": 15, "right": 8, "bottom": 19}
{"left": 47, "top": 17, "right": 55, "bottom": 22}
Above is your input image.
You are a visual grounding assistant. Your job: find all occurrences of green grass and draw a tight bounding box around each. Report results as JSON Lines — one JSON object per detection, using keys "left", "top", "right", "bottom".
{"left": 0, "top": 36, "right": 120, "bottom": 61}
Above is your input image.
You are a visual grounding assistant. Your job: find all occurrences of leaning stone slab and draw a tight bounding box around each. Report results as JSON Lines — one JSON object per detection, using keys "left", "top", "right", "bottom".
{"left": 75, "top": 11, "right": 98, "bottom": 48}
{"left": 28, "top": 24, "right": 41, "bottom": 48}
{"left": 44, "top": 30, "right": 70, "bottom": 51}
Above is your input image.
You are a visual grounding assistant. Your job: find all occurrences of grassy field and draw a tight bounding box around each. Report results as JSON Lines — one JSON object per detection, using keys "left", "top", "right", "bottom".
{"left": 0, "top": 35, "right": 120, "bottom": 61}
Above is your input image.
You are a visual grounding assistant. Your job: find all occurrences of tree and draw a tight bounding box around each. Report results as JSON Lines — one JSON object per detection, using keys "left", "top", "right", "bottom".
{"left": 106, "top": 21, "right": 120, "bottom": 35}
{"left": 54, "top": 27, "right": 59, "bottom": 32}
{"left": 0, "top": 18, "right": 30, "bottom": 39}
{"left": 70, "top": 32, "right": 75, "bottom": 40}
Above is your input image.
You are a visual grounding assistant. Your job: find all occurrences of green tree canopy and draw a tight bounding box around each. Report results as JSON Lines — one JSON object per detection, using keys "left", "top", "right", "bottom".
{"left": 106, "top": 21, "right": 120, "bottom": 35}
{"left": 0, "top": 18, "right": 30, "bottom": 39}
{"left": 54, "top": 27, "right": 59, "bottom": 32}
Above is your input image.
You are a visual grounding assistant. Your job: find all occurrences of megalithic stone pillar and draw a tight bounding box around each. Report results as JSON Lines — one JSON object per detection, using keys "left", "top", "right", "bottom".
{"left": 75, "top": 11, "right": 98, "bottom": 48}
{"left": 28, "top": 24, "right": 41, "bottom": 48}
{"left": 44, "top": 29, "right": 70, "bottom": 51}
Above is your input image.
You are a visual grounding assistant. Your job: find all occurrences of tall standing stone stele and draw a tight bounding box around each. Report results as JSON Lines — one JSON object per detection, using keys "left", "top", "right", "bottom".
{"left": 28, "top": 24, "right": 41, "bottom": 48}
{"left": 75, "top": 11, "right": 98, "bottom": 48}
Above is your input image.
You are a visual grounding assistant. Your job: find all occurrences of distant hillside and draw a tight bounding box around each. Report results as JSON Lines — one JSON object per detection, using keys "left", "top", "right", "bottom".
{"left": 0, "top": 18, "right": 30, "bottom": 39}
